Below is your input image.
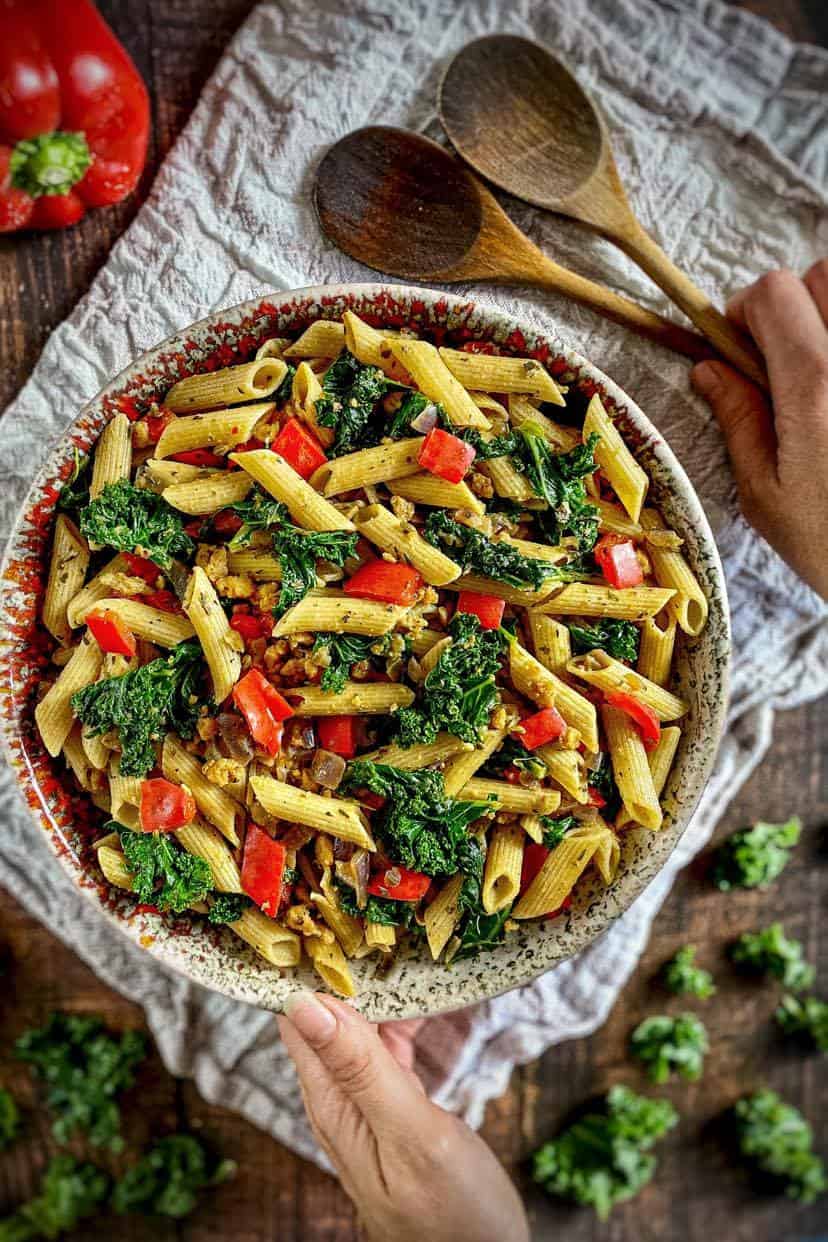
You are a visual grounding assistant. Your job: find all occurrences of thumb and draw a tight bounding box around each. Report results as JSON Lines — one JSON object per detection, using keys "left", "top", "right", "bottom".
{"left": 691, "top": 360, "right": 778, "bottom": 486}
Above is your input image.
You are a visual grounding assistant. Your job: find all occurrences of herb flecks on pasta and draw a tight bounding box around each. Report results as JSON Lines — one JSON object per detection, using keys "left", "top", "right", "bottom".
{"left": 37, "top": 312, "right": 708, "bottom": 997}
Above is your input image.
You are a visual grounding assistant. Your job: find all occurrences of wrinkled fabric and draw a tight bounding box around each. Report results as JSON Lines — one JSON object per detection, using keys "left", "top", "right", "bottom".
{"left": 0, "top": 0, "right": 826, "bottom": 1168}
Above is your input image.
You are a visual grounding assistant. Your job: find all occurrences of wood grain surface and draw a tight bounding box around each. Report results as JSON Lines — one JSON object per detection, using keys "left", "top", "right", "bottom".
{"left": 0, "top": 3, "right": 825, "bottom": 1240}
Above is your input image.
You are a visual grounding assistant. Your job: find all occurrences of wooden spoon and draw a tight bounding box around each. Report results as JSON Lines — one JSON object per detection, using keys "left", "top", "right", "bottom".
{"left": 314, "top": 127, "right": 712, "bottom": 363}
{"left": 438, "top": 34, "right": 768, "bottom": 389}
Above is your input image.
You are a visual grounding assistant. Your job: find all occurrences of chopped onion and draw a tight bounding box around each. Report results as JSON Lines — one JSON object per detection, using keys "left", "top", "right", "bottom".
{"left": 216, "top": 712, "right": 254, "bottom": 759}
{"left": 410, "top": 402, "right": 439, "bottom": 433}
{"left": 311, "top": 748, "right": 346, "bottom": 789}
{"left": 335, "top": 849, "right": 369, "bottom": 909}
{"left": 166, "top": 558, "right": 192, "bottom": 602}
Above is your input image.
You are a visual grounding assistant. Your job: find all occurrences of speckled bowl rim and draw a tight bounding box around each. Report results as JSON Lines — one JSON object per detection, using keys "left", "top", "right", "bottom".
{"left": 0, "top": 283, "right": 730, "bottom": 1021}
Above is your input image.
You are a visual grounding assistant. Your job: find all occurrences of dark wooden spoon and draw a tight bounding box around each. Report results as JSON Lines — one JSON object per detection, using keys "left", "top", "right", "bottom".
{"left": 439, "top": 34, "right": 767, "bottom": 388}
{"left": 313, "top": 126, "right": 712, "bottom": 362}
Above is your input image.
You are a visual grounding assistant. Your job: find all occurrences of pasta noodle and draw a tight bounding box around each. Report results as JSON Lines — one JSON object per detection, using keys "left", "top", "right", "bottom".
{"left": 311, "top": 438, "right": 423, "bottom": 496}
{"left": 230, "top": 448, "right": 355, "bottom": 532}
{"left": 274, "top": 590, "right": 409, "bottom": 637}
{"left": 537, "top": 583, "right": 675, "bottom": 620}
{"left": 641, "top": 509, "right": 709, "bottom": 635}
{"left": 438, "top": 347, "right": 565, "bottom": 404}
{"left": 583, "top": 394, "right": 649, "bottom": 521}
{"left": 567, "top": 651, "right": 688, "bottom": 721}
{"left": 250, "top": 773, "right": 375, "bottom": 849}
{"left": 601, "top": 704, "right": 662, "bottom": 831}
{"left": 386, "top": 338, "right": 490, "bottom": 429}
{"left": 183, "top": 566, "right": 242, "bottom": 703}
{"left": 42, "top": 515, "right": 90, "bottom": 645}
{"left": 354, "top": 503, "right": 461, "bottom": 585}
{"left": 161, "top": 734, "right": 240, "bottom": 846}
{"left": 387, "top": 472, "right": 486, "bottom": 516}
{"left": 35, "top": 633, "right": 102, "bottom": 757}
{"left": 482, "top": 823, "right": 525, "bottom": 913}
{"left": 90, "top": 413, "right": 132, "bottom": 501}
{"left": 162, "top": 470, "right": 252, "bottom": 515}
{"left": 165, "top": 361, "right": 286, "bottom": 412}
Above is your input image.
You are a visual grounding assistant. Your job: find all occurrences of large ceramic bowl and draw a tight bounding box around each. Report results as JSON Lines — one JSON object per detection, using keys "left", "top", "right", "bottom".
{"left": 0, "top": 284, "right": 729, "bottom": 1020}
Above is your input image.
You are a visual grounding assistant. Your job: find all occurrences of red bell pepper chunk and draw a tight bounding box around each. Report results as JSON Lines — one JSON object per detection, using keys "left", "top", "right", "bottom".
{"left": 594, "top": 534, "right": 644, "bottom": 589}
{"left": 123, "top": 552, "right": 161, "bottom": 585}
{"left": 455, "top": 591, "right": 505, "bottom": 630}
{"left": 344, "top": 560, "right": 423, "bottom": 606}
{"left": 520, "top": 842, "right": 551, "bottom": 894}
{"left": 140, "top": 408, "right": 175, "bottom": 445}
{"left": 317, "top": 716, "right": 358, "bottom": 759}
{"left": 605, "top": 690, "right": 661, "bottom": 751}
{"left": 137, "top": 589, "right": 183, "bottom": 615}
{"left": 513, "top": 706, "right": 566, "bottom": 750}
{"left": 170, "top": 448, "right": 225, "bottom": 468}
{"left": 545, "top": 893, "right": 573, "bottom": 921}
{"left": 232, "top": 668, "right": 293, "bottom": 753}
{"left": 229, "top": 611, "right": 272, "bottom": 642}
{"left": 272, "top": 418, "right": 327, "bottom": 480}
{"left": 86, "top": 607, "right": 137, "bottom": 658}
{"left": 367, "top": 864, "right": 431, "bottom": 902}
{"left": 212, "top": 509, "right": 244, "bottom": 537}
{"left": 0, "top": 0, "right": 150, "bottom": 233}
{"left": 586, "top": 785, "right": 607, "bottom": 809}
{"left": 418, "top": 426, "right": 476, "bottom": 484}
{"left": 241, "top": 825, "right": 287, "bottom": 917}
{"left": 139, "top": 777, "right": 196, "bottom": 832}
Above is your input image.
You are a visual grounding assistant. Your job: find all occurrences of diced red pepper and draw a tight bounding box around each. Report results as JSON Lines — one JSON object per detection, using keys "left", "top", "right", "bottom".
{"left": 139, "top": 408, "right": 175, "bottom": 445}
{"left": 272, "top": 417, "right": 327, "bottom": 480}
{"left": 139, "top": 777, "right": 196, "bottom": 832}
{"left": 356, "top": 789, "right": 387, "bottom": 811}
{"left": 455, "top": 591, "right": 505, "bottom": 630}
{"left": 170, "top": 448, "right": 225, "bottom": 467}
{"left": 586, "top": 785, "right": 607, "bottom": 809}
{"left": 594, "top": 534, "right": 644, "bottom": 589}
{"left": 241, "top": 825, "right": 287, "bottom": 917}
{"left": 317, "top": 716, "right": 358, "bottom": 759}
{"left": 230, "top": 611, "right": 272, "bottom": 642}
{"left": 232, "top": 668, "right": 293, "bottom": 753}
{"left": 513, "top": 706, "right": 566, "bottom": 750}
{"left": 86, "top": 607, "right": 136, "bottom": 657}
{"left": 344, "top": 560, "right": 423, "bottom": 606}
{"left": 123, "top": 552, "right": 161, "bottom": 585}
{"left": 605, "top": 690, "right": 661, "bottom": 751}
{"left": 183, "top": 519, "right": 208, "bottom": 539}
{"left": 232, "top": 436, "right": 265, "bottom": 455}
{"left": 418, "top": 426, "right": 476, "bottom": 484}
{"left": 138, "top": 589, "right": 183, "bottom": 615}
{"left": 520, "top": 842, "right": 551, "bottom": 894}
{"left": 545, "top": 893, "right": 573, "bottom": 921}
{"left": 212, "top": 509, "right": 244, "bottom": 537}
{"left": 367, "top": 864, "right": 431, "bottom": 902}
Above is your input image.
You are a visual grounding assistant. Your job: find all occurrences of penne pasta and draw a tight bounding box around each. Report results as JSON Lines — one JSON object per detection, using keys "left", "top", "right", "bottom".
{"left": 142, "top": 459, "right": 210, "bottom": 488}
{"left": 229, "top": 908, "right": 301, "bottom": 966}
{"left": 283, "top": 320, "right": 346, "bottom": 359}
{"left": 183, "top": 566, "right": 241, "bottom": 703}
{"left": 482, "top": 823, "right": 525, "bottom": 913}
{"left": 601, "top": 704, "right": 662, "bottom": 831}
{"left": 513, "top": 823, "right": 612, "bottom": 919}
{"left": 567, "top": 651, "right": 688, "bottom": 721}
{"left": 439, "top": 347, "right": 565, "bottom": 405}
{"left": 162, "top": 734, "right": 240, "bottom": 846}
{"left": 97, "top": 844, "right": 136, "bottom": 892}
{"left": 583, "top": 394, "right": 648, "bottom": 521}
{"left": 509, "top": 642, "right": 599, "bottom": 752}
{"left": 311, "top": 893, "right": 364, "bottom": 958}
{"left": 637, "top": 615, "right": 677, "bottom": 688}
{"left": 66, "top": 554, "right": 128, "bottom": 629}
{"left": 250, "top": 773, "right": 375, "bottom": 849}
{"left": 387, "top": 472, "right": 486, "bottom": 516}
{"left": 165, "top": 361, "right": 286, "bottom": 412}
{"left": 359, "top": 734, "right": 470, "bottom": 770}
{"left": 480, "top": 454, "right": 535, "bottom": 502}
{"left": 305, "top": 933, "right": 356, "bottom": 998}
{"left": 641, "top": 509, "right": 709, "bottom": 636}
{"left": 538, "top": 583, "right": 675, "bottom": 620}
{"left": 527, "top": 611, "right": 571, "bottom": 675}
{"left": 424, "top": 874, "right": 464, "bottom": 960}
{"left": 90, "top": 413, "right": 132, "bottom": 501}
{"left": 35, "top": 633, "right": 102, "bottom": 756}
{"left": 595, "top": 498, "right": 643, "bottom": 539}
{"left": 537, "top": 746, "right": 589, "bottom": 803}
{"left": 77, "top": 597, "right": 195, "bottom": 648}
{"left": 287, "top": 682, "right": 414, "bottom": 717}
{"left": 508, "top": 395, "right": 580, "bottom": 450}
{"left": 443, "top": 574, "right": 552, "bottom": 607}
{"left": 342, "top": 311, "right": 411, "bottom": 382}
{"left": 176, "top": 818, "right": 243, "bottom": 891}
{"left": 42, "top": 515, "right": 90, "bottom": 645}
{"left": 227, "top": 549, "right": 282, "bottom": 581}
{"left": 355, "top": 503, "right": 460, "bottom": 585}
{"left": 364, "top": 921, "right": 397, "bottom": 952}
{"left": 311, "top": 438, "right": 424, "bottom": 496}
{"left": 460, "top": 777, "right": 560, "bottom": 815}
{"left": 155, "top": 403, "right": 275, "bottom": 458}
{"left": 162, "top": 470, "right": 252, "bottom": 514}
{"left": 616, "top": 726, "right": 681, "bottom": 830}
{"left": 230, "top": 449, "right": 355, "bottom": 532}
{"left": 255, "top": 337, "right": 291, "bottom": 360}
{"left": 386, "top": 338, "right": 490, "bottom": 429}
{"left": 274, "top": 590, "right": 408, "bottom": 638}
{"left": 442, "top": 725, "right": 510, "bottom": 798}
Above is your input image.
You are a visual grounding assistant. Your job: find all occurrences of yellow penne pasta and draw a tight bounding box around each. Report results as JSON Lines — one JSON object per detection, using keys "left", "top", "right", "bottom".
{"left": 108, "top": 759, "right": 142, "bottom": 819}
{"left": 508, "top": 642, "right": 599, "bottom": 752}
{"left": 386, "top": 339, "right": 490, "bottom": 429}
{"left": 311, "top": 893, "right": 364, "bottom": 958}
{"left": 176, "top": 818, "right": 242, "bottom": 891}
{"left": 424, "top": 874, "right": 464, "bottom": 960}
{"left": 442, "top": 725, "right": 510, "bottom": 798}
{"left": 616, "top": 726, "right": 681, "bottom": 829}
{"left": 527, "top": 611, "right": 571, "bottom": 674}
{"left": 97, "top": 844, "right": 136, "bottom": 892}
{"left": 537, "top": 746, "right": 589, "bottom": 803}
{"left": 387, "top": 472, "right": 486, "bottom": 516}
{"left": 482, "top": 823, "right": 525, "bottom": 913}
{"left": 80, "top": 725, "right": 109, "bottom": 772}
{"left": 595, "top": 499, "right": 643, "bottom": 539}
{"left": 77, "top": 597, "right": 195, "bottom": 647}
{"left": 63, "top": 726, "right": 94, "bottom": 790}
{"left": 583, "top": 394, "right": 648, "bottom": 521}
{"left": 165, "top": 362, "right": 285, "bottom": 412}
{"left": 359, "top": 734, "right": 470, "bottom": 770}
{"left": 227, "top": 549, "right": 282, "bottom": 580}
{"left": 508, "top": 395, "right": 580, "bottom": 449}
{"left": 444, "top": 574, "right": 552, "bottom": 607}
{"left": 538, "top": 583, "right": 675, "bottom": 620}
{"left": 364, "top": 921, "right": 397, "bottom": 952}
{"left": 142, "top": 459, "right": 211, "bottom": 488}
{"left": 513, "top": 824, "right": 610, "bottom": 918}
{"left": 288, "top": 682, "right": 414, "bottom": 716}
{"left": 311, "top": 439, "right": 424, "bottom": 496}
{"left": 162, "top": 470, "right": 252, "bottom": 514}
{"left": 480, "top": 455, "right": 535, "bottom": 502}
{"left": 90, "top": 413, "right": 132, "bottom": 501}
{"left": 283, "top": 320, "right": 345, "bottom": 359}
{"left": 228, "top": 908, "right": 301, "bottom": 966}
{"left": 601, "top": 704, "right": 662, "bottom": 831}
{"left": 250, "top": 774, "right": 375, "bottom": 850}
{"left": 183, "top": 566, "right": 241, "bottom": 703}
{"left": 66, "top": 554, "right": 128, "bottom": 629}
{"left": 342, "top": 311, "right": 411, "bottom": 382}
{"left": 460, "top": 777, "right": 560, "bottom": 815}
{"left": 43, "top": 515, "right": 90, "bottom": 645}
{"left": 641, "top": 509, "right": 709, "bottom": 635}
{"left": 305, "top": 933, "right": 356, "bottom": 998}
{"left": 274, "top": 590, "right": 407, "bottom": 637}
{"left": 255, "top": 337, "right": 291, "bottom": 360}
{"left": 155, "top": 403, "right": 275, "bottom": 458}
{"left": 230, "top": 449, "right": 354, "bottom": 532}
{"left": 439, "top": 348, "right": 565, "bottom": 404}
{"left": 355, "top": 503, "right": 460, "bottom": 585}
{"left": 567, "top": 651, "right": 688, "bottom": 721}
{"left": 162, "top": 734, "right": 239, "bottom": 846}
{"left": 637, "top": 615, "right": 677, "bottom": 688}
{"left": 35, "top": 633, "right": 102, "bottom": 757}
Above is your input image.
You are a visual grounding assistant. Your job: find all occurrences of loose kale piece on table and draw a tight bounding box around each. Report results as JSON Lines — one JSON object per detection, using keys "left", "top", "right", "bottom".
{"left": 14, "top": 1013, "right": 147, "bottom": 1152}
{"left": 775, "top": 995, "right": 828, "bottom": 1053}
{"left": 0, "top": 1089, "right": 20, "bottom": 1152}
{"left": 661, "top": 945, "right": 716, "bottom": 1000}
{"left": 630, "top": 1013, "right": 708, "bottom": 1084}
{"left": 711, "top": 816, "right": 801, "bottom": 890}
{"left": 729, "top": 923, "right": 815, "bottom": 992}
{"left": 531, "top": 1085, "right": 678, "bottom": 1219}
{"left": 72, "top": 641, "right": 210, "bottom": 778}
{"left": 116, "top": 823, "right": 212, "bottom": 913}
{"left": 732, "top": 1090, "right": 826, "bottom": 1203}
{"left": 112, "top": 1135, "right": 236, "bottom": 1220}
{"left": 0, "top": 1155, "right": 109, "bottom": 1242}
{"left": 80, "top": 479, "right": 194, "bottom": 568}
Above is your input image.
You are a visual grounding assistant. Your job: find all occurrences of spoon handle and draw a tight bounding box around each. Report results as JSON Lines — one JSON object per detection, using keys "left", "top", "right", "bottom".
{"left": 615, "top": 224, "right": 769, "bottom": 390}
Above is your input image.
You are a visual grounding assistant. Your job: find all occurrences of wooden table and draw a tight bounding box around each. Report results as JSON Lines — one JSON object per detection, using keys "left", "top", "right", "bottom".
{"left": 0, "top": 4, "right": 825, "bottom": 1240}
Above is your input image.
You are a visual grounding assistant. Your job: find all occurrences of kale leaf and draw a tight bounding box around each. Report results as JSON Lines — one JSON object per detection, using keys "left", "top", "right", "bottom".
{"left": 775, "top": 995, "right": 828, "bottom": 1053}
{"left": 452, "top": 906, "right": 512, "bottom": 962}
{"left": 227, "top": 490, "right": 290, "bottom": 550}
{"left": 531, "top": 1085, "right": 677, "bottom": 1220}
{"left": 566, "top": 619, "right": 639, "bottom": 662}
{"left": 455, "top": 427, "right": 522, "bottom": 462}
{"left": 0, "top": 1089, "right": 20, "bottom": 1152}
{"left": 423, "top": 510, "right": 556, "bottom": 591}
{"left": 480, "top": 736, "right": 547, "bottom": 780}
{"left": 588, "top": 752, "right": 621, "bottom": 819}
{"left": 341, "top": 762, "right": 491, "bottom": 877}
{"left": 274, "top": 362, "right": 296, "bottom": 403}
{"left": 732, "top": 1090, "right": 826, "bottom": 1203}
{"left": 315, "top": 350, "right": 391, "bottom": 456}
{"left": 540, "top": 815, "right": 578, "bottom": 850}
{"left": 0, "top": 1156, "right": 109, "bottom": 1242}
{"left": 312, "top": 632, "right": 383, "bottom": 694}
{"left": 712, "top": 817, "right": 801, "bottom": 890}
{"left": 386, "top": 391, "right": 433, "bottom": 439}
{"left": 117, "top": 823, "right": 212, "bottom": 913}
{"left": 56, "top": 450, "right": 90, "bottom": 518}
{"left": 630, "top": 1013, "right": 708, "bottom": 1084}
{"left": 661, "top": 945, "right": 716, "bottom": 1000}
{"left": 208, "top": 893, "right": 253, "bottom": 924}
{"left": 729, "top": 923, "right": 815, "bottom": 992}
{"left": 80, "top": 479, "right": 194, "bottom": 569}
{"left": 112, "top": 1135, "right": 236, "bottom": 1220}
{"left": 72, "top": 641, "right": 209, "bottom": 777}
{"left": 336, "top": 884, "right": 420, "bottom": 927}
{"left": 15, "top": 1013, "right": 147, "bottom": 1152}
{"left": 516, "top": 423, "right": 600, "bottom": 550}
{"left": 395, "top": 612, "right": 506, "bottom": 746}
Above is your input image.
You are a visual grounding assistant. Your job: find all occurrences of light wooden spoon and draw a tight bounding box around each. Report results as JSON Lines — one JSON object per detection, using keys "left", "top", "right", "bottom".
{"left": 313, "top": 127, "right": 712, "bottom": 362}
{"left": 438, "top": 34, "right": 768, "bottom": 389}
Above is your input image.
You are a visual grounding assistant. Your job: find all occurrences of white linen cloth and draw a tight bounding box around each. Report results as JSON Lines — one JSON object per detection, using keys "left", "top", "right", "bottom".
{"left": 0, "top": 0, "right": 826, "bottom": 1168}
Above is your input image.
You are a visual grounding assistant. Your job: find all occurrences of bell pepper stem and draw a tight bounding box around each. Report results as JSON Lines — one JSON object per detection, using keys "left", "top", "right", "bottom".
{"left": 10, "top": 131, "right": 91, "bottom": 198}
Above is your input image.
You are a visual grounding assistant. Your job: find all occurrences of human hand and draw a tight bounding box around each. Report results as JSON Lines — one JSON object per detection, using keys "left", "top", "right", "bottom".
{"left": 691, "top": 261, "right": 828, "bottom": 598}
{"left": 278, "top": 992, "right": 529, "bottom": 1242}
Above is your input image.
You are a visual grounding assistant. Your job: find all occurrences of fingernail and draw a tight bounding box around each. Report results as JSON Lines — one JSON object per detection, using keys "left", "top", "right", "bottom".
{"left": 691, "top": 360, "right": 722, "bottom": 394}
{"left": 283, "top": 990, "right": 337, "bottom": 1045}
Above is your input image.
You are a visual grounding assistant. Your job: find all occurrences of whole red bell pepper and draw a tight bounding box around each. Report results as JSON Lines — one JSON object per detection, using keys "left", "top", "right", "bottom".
{"left": 0, "top": 0, "right": 149, "bottom": 232}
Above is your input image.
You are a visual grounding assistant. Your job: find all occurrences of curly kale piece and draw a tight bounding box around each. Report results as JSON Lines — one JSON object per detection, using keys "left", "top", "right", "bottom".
{"left": 630, "top": 1013, "right": 708, "bottom": 1084}
{"left": 566, "top": 619, "right": 639, "bottom": 662}
{"left": 315, "top": 349, "right": 392, "bottom": 455}
{"left": 312, "top": 632, "right": 387, "bottom": 694}
{"left": 661, "top": 945, "right": 716, "bottom": 1000}
{"left": 71, "top": 641, "right": 209, "bottom": 777}
{"left": 587, "top": 751, "right": 621, "bottom": 819}
{"left": 56, "top": 450, "right": 91, "bottom": 519}
{"left": 112, "top": 1135, "right": 236, "bottom": 1220}
{"left": 712, "top": 817, "right": 801, "bottom": 890}
{"left": 207, "top": 893, "right": 254, "bottom": 925}
{"left": 423, "top": 509, "right": 585, "bottom": 590}
{"left": 775, "top": 995, "right": 828, "bottom": 1053}
{"left": 274, "top": 362, "right": 296, "bottom": 403}
{"left": 0, "top": 1089, "right": 20, "bottom": 1152}
{"left": 531, "top": 1085, "right": 677, "bottom": 1220}
{"left": 79, "top": 479, "right": 193, "bottom": 569}
{"left": 452, "top": 906, "right": 512, "bottom": 962}
{"left": 14, "top": 1013, "right": 147, "bottom": 1152}
{"left": 386, "top": 391, "right": 434, "bottom": 439}
{"left": 341, "top": 762, "right": 491, "bottom": 877}
{"left": 395, "top": 612, "right": 506, "bottom": 747}
{"left": 540, "top": 815, "right": 578, "bottom": 850}
{"left": 480, "top": 736, "right": 547, "bottom": 780}
{"left": 515, "top": 422, "right": 600, "bottom": 550}
{"left": 729, "top": 924, "right": 815, "bottom": 992}
{"left": 336, "top": 884, "right": 420, "bottom": 928}
{"left": 732, "top": 1090, "right": 826, "bottom": 1203}
{"left": 0, "top": 1156, "right": 109, "bottom": 1242}
{"left": 229, "top": 487, "right": 357, "bottom": 614}
{"left": 116, "top": 823, "right": 212, "bottom": 914}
